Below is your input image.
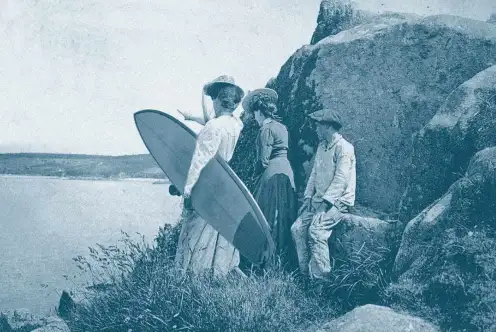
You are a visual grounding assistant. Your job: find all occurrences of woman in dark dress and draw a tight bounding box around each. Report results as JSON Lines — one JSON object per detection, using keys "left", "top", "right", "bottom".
{"left": 242, "top": 88, "right": 298, "bottom": 271}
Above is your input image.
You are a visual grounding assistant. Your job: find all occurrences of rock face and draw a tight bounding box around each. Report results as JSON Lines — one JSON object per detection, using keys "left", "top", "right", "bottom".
{"left": 390, "top": 147, "right": 496, "bottom": 331}
{"left": 314, "top": 304, "right": 439, "bottom": 332}
{"left": 399, "top": 65, "right": 496, "bottom": 221}
{"left": 231, "top": 14, "right": 496, "bottom": 213}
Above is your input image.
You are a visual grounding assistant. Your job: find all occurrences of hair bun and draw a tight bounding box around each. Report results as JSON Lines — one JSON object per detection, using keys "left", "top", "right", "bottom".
{"left": 266, "top": 103, "right": 277, "bottom": 115}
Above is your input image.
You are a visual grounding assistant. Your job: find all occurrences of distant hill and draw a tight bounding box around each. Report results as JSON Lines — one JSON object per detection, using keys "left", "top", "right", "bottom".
{"left": 0, "top": 153, "right": 166, "bottom": 179}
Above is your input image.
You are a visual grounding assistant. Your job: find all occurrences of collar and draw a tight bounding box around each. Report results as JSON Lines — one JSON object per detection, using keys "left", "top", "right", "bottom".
{"left": 262, "top": 118, "right": 273, "bottom": 126}
{"left": 323, "top": 133, "right": 342, "bottom": 151}
{"left": 217, "top": 112, "right": 234, "bottom": 118}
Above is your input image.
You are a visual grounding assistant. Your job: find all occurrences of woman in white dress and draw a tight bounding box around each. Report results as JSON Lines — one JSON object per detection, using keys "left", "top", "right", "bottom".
{"left": 172, "top": 75, "right": 245, "bottom": 277}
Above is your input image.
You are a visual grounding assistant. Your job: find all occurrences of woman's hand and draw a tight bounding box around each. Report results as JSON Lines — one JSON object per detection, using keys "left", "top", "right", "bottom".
{"left": 169, "top": 185, "right": 181, "bottom": 196}
{"left": 253, "top": 161, "right": 265, "bottom": 177}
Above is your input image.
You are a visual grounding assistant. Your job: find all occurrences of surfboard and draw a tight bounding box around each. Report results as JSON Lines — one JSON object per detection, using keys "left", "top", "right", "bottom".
{"left": 134, "top": 109, "right": 274, "bottom": 266}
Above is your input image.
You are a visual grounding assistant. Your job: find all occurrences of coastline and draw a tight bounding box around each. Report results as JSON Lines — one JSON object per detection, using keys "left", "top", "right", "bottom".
{"left": 0, "top": 174, "right": 170, "bottom": 183}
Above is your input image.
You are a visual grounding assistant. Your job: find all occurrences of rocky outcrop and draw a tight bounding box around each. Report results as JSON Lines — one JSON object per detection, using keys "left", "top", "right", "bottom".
{"left": 310, "top": 0, "right": 367, "bottom": 45}
{"left": 231, "top": 14, "right": 496, "bottom": 214}
{"left": 0, "top": 309, "right": 69, "bottom": 332}
{"left": 313, "top": 304, "right": 439, "bottom": 332}
{"left": 310, "top": 0, "right": 420, "bottom": 45}
{"left": 390, "top": 147, "right": 496, "bottom": 331}
{"left": 400, "top": 64, "right": 496, "bottom": 221}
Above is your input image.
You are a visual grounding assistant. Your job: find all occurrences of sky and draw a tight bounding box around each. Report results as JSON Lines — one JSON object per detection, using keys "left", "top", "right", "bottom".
{"left": 1, "top": 0, "right": 495, "bottom": 155}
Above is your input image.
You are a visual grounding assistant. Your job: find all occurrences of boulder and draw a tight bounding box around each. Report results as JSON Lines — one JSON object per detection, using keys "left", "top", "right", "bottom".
{"left": 399, "top": 65, "right": 496, "bottom": 221}
{"left": 390, "top": 147, "right": 496, "bottom": 331}
{"left": 231, "top": 14, "right": 496, "bottom": 213}
{"left": 314, "top": 304, "right": 439, "bottom": 332}
{"left": 330, "top": 212, "right": 393, "bottom": 264}
{"left": 324, "top": 212, "right": 395, "bottom": 304}
{"left": 0, "top": 309, "right": 44, "bottom": 332}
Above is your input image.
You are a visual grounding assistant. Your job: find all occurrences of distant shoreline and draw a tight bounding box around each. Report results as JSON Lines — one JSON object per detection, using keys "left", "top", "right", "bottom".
{"left": 0, "top": 153, "right": 167, "bottom": 181}
{"left": 0, "top": 174, "right": 170, "bottom": 183}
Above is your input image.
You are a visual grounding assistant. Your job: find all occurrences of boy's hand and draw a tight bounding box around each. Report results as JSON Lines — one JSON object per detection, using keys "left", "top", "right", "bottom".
{"left": 315, "top": 201, "right": 332, "bottom": 214}
{"left": 298, "top": 198, "right": 312, "bottom": 215}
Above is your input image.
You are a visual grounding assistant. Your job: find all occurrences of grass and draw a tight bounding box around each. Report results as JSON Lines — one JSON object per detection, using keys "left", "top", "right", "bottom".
{"left": 64, "top": 225, "right": 338, "bottom": 332}
{"left": 61, "top": 214, "right": 437, "bottom": 332}
{"left": 325, "top": 240, "right": 392, "bottom": 309}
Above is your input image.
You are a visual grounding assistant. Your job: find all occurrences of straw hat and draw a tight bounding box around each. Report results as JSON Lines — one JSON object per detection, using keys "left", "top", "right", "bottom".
{"left": 203, "top": 75, "right": 245, "bottom": 100}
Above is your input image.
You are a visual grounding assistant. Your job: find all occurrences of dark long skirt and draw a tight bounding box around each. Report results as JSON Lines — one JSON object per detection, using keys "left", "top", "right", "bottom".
{"left": 253, "top": 157, "right": 298, "bottom": 272}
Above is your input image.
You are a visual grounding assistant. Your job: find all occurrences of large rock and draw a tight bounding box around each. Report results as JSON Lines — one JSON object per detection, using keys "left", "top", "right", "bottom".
{"left": 314, "top": 304, "right": 439, "bottom": 332}
{"left": 399, "top": 65, "right": 496, "bottom": 221}
{"left": 323, "top": 212, "right": 396, "bottom": 304}
{"left": 390, "top": 147, "right": 496, "bottom": 331}
{"left": 329, "top": 212, "right": 393, "bottom": 263}
{"left": 231, "top": 14, "right": 496, "bottom": 213}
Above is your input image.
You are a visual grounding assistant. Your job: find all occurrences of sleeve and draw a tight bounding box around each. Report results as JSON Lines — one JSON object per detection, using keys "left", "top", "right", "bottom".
{"left": 303, "top": 149, "right": 318, "bottom": 199}
{"left": 304, "top": 164, "right": 317, "bottom": 199}
{"left": 183, "top": 121, "right": 222, "bottom": 196}
{"left": 202, "top": 92, "right": 215, "bottom": 124}
{"left": 258, "top": 126, "right": 274, "bottom": 169}
{"left": 322, "top": 143, "right": 355, "bottom": 205}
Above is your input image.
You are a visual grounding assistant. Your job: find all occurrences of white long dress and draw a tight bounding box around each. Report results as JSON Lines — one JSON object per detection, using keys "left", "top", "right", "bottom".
{"left": 174, "top": 113, "right": 244, "bottom": 277}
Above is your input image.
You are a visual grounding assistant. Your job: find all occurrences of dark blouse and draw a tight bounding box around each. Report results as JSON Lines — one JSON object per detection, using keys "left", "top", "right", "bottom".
{"left": 256, "top": 119, "right": 289, "bottom": 169}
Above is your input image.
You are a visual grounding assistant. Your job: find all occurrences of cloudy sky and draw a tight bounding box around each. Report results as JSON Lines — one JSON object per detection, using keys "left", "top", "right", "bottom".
{"left": 1, "top": 0, "right": 495, "bottom": 155}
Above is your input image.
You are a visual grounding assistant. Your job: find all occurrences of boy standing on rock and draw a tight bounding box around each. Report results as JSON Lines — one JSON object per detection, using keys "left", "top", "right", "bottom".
{"left": 291, "top": 109, "right": 356, "bottom": 280}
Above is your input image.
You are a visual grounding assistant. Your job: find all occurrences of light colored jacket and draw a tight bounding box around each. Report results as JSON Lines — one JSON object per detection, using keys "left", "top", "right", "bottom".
{"left": 183, "top": 114, "right": 243, "bottom": 196}
{"left": 304, "top": 133, "right": 356, "bottom": 207}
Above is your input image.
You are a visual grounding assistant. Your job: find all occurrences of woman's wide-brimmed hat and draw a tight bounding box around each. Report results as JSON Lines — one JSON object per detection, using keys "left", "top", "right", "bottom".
{"left": 203, "top": 75, "right": 245, "bottom": 100}
{"left": 242, "top": 88, "right": 278, "bottom": 112}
